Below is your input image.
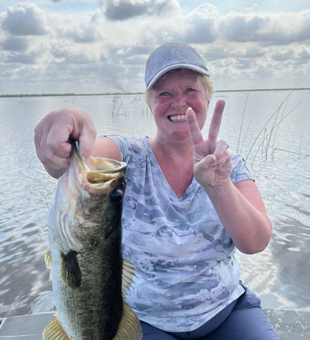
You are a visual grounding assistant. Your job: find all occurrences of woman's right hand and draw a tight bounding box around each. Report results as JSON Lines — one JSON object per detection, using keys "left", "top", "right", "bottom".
{"left": 34, "top": 107, "right": 97, "bottom": 178}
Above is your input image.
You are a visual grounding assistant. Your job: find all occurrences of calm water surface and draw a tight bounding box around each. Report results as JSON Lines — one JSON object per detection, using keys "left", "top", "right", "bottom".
{"left": 0, "top": 91, "right": 309, "bottom": 317}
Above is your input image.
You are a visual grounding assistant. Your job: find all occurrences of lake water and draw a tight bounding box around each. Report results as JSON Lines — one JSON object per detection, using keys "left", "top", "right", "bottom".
{"left": 0, "top": 90, "right": 309, "bottom": 318}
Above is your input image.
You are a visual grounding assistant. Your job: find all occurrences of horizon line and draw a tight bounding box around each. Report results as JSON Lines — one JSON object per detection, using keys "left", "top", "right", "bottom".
{"left": 1, "top": 87, "right": 309, "bottom": 98}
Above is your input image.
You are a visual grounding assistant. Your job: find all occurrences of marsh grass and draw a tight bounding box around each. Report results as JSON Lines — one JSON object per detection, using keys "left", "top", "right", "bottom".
{"left": 237, "top": 90, "right": 309, "bottom": 166}
{"left": 110, "top": 94, "right": 149, "bottom": 117}
{"left": 110, "top": 95, "right": 128, "bottom": 117}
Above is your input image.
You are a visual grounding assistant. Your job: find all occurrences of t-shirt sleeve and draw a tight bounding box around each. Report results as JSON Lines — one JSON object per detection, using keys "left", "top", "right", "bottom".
{"left": 230, "top": 155, "right": 254, "bottom": 184}
{"left": 104, "top": 135, "right": 132, "bottom": 163}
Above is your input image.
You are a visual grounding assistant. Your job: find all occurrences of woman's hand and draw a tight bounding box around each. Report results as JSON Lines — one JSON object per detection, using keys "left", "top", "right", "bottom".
{"left": 186, "top": 100, "right": 231, "bottom": 189}
{"left": 34, "top": 107, "right": 97, "bottom": 178}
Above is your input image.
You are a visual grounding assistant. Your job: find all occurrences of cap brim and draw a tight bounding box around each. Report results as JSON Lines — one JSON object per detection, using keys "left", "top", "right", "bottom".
{"left": 146, "top": 64, "right": 210, "bottom": 91}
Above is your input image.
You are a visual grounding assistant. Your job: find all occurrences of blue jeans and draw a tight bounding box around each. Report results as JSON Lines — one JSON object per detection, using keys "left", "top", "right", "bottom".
{"left": 140, "top": 286, "right": 278, "bottom": 340}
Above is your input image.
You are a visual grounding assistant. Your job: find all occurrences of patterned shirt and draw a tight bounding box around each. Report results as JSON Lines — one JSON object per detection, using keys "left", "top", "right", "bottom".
{"left": 107, "top": 135, "right": 254, "bottom": 332}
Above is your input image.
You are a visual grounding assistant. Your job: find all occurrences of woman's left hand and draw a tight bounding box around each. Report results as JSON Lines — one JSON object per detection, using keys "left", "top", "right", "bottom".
{"left": 186, "top": 100, "right": 232, "bottom": 189}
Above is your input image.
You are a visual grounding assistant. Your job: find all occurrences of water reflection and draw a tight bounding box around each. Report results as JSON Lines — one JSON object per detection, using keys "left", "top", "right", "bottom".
{"left": 272, "top": 214, "right": 310, "bottom": 306}
{"left": 0, "top": 91, "right": 309, "bottom": 317}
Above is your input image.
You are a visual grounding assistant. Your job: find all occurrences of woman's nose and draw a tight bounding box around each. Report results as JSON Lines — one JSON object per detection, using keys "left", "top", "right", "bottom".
{"left": 171, "top": 94, "right": 187, "bottom": 109}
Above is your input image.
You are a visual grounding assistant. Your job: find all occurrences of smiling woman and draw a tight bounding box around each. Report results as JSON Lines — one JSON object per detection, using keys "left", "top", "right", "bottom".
{"left": 32, "top": 41, "right": 279, "bottom": 339}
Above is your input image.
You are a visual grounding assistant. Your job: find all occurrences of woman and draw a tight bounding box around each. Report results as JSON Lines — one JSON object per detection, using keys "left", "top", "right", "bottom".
{"left": 34, "top": 42, "right": 278, "bottom": 339}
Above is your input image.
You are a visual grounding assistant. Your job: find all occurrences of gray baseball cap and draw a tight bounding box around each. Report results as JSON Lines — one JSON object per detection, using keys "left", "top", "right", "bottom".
{"left": 145, "top": 42, "right": 210, "bottom": 91}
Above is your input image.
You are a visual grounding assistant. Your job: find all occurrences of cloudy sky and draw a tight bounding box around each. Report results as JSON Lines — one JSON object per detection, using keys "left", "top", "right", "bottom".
{"left": 0, "top": 0, "right": 309, "bottom": 95}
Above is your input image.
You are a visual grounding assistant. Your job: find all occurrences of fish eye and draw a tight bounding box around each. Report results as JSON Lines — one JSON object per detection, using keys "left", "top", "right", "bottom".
{"left": 110, "top": 189, "right": 123, "bottom": 203}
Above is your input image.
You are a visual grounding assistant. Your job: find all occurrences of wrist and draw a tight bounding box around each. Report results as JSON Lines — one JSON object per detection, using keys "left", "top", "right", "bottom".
{"left": 203, "top": 178, "right": 233, "bottom": 197}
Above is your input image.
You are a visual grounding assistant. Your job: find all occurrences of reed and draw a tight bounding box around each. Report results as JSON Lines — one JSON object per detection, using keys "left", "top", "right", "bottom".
{"left": 239, "top": 89, "right": 305, "bottom": 166}
{"left": 110, "top": 95, "right": 128, "bottom": 117}
{"left": 236, "top": 92, "right": 249, "bottom": 155}
{"left": 248, "top": 99, "right": 304, "bottom": 166}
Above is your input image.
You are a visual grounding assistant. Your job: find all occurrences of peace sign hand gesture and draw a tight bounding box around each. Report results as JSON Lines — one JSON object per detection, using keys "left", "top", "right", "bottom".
{"left": 187, "top": 100, "right": 232, "bottom": 189}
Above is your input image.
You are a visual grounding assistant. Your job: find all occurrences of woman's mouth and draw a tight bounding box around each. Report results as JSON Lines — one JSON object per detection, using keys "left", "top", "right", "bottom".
{"left": 168, "top": 115, "right": 187, "bottom": 122}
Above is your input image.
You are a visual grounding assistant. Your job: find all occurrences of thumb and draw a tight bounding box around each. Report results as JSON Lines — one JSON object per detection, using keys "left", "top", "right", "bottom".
{"left": 204, "top": 154, "right": 216, "bottom": 167}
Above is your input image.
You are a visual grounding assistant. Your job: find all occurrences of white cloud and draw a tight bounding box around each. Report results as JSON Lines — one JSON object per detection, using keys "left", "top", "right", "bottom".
{"left": 1, "top": 1, "right": 310, "bottom": 94}
{"left": 0, "top": 2, "right": 50, "bottom": 36}
{"left": 100, "top": 0, "right": 179, "bottom": 21}
{"left": 4, "top": 51, "right": 38, "bottom": 64}
{"left": 180, "top": 4, "right": 219, "bottom": 43}
{"left": 50, "top": 42, "right": 95, "bottom": 64}
{"left": 1, "top": 36, "right": 28, "bottom": 52}
{"left": 297, "top": 47, "right": 310, "bottom": 62}
{"left": 219, "top": 10, "right": 310, "bottom": 44}
{"left": 271, "top": 48, "right": 295, "bottom": 62}
{"left": 56, "top": 21, "right": 103, "bottom": 43}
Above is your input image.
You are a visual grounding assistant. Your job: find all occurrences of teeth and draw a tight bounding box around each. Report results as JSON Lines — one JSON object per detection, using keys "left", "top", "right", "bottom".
{"left": 169, "top": 115, "right": 187, "bottom": 121}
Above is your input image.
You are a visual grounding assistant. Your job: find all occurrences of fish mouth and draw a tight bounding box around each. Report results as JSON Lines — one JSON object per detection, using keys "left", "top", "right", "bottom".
{"left": 85, "top": 158, "right": 127, "bottom": 185}
{"left": 168, "top": 114, "right": 187, "bottom": 122}
{"left": 70, "top": 140, "right": 127, "bottom": 187}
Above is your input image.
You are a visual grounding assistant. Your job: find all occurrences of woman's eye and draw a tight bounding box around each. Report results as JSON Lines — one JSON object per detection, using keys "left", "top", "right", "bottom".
{"left": 186, "top": 88, "right": 195, "bottom": 93}
{"left": 159, "top": 91, "right": 170, "bottom": 96}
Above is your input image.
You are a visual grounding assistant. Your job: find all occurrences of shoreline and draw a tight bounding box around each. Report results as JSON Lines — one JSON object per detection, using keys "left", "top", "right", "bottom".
{"left": 0, "top": 87, "right": 310, "bottom": 98}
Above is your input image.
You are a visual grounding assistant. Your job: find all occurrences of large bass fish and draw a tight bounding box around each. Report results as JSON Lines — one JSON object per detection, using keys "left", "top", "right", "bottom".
{"left": 43, "top": 141, "right": 142, "bottom": 340}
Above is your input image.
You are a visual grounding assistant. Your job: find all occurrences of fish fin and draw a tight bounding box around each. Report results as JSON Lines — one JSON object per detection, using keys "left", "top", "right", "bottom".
{"left": 122, "top": 258, "right": 136, "bottom": 294}
{"left": 113, "top": 303, "right": 142, "bottom": 340}
{"left": 45, "top": 248, "right": 53, "bottom": 280}
{"left": 42, "top": 315, "right": 70, "bottom": 340}
{"left": 45, "top": 248, "right": 52, "bottom": 269}
{"left": 61, "top": 251, "right": 82, "bottom": 288}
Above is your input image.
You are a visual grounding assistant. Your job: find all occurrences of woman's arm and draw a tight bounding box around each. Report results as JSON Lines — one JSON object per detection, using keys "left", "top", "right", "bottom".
{"left": 205, "top": 179, "right": 272, "bottom": 254}
{"left": 186, "top": 102, "right": 272, "bottom": 254}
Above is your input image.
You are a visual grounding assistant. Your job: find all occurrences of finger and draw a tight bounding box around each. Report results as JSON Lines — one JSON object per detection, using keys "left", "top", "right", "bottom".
{"left": 212, "top": 151, "right": 231, "bottom": 171}
{"left": 186, "top": 107, "right": 203, "bottom": 145}
{"left": 34, "top": 117, "right": 71, "bottom": 169}
{"left": 213, "top": 140, "right": 229, "bottom": 161}
{"left": 35, "top": 138, "right": 71, "bottom": 170}
{"left": 67, "top": 109, "right": 97, "bottom": 159}
{"left": 208, "top": 100, "right": 225, "bottom": 142}
{"left": 46, "top": 123, "right": 73, "bottom": 159}
{"left": 78, "top": 126, "right": 97, "bottom": 160}
{"left": 194, "top": 154, "right": 216, "bottom": 178}
{"left": 44, "top": 153, "right": 71, "bottom": 170}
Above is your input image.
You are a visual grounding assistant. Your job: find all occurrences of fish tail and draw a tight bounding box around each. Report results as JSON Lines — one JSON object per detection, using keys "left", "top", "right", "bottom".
{"left": 43, "top": 314, "right": 70, "bottom": 340}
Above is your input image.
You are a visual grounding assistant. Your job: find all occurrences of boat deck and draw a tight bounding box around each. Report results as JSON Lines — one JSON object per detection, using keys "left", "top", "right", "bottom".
{"left": 0, "top": 310, "right": 309, "bottom": 339}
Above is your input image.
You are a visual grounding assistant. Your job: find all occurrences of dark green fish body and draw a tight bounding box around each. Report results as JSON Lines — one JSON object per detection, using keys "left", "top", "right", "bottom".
{"left": 43, "top": 144, "right": 142, "bottom": 340}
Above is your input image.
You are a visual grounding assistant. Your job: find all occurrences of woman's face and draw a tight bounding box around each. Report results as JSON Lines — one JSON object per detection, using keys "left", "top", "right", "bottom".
{"left": 148, "top": 69, "right": 210, "bottom": 141}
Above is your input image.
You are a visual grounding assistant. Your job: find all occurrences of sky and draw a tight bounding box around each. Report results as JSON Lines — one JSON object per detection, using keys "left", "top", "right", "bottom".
{"left": 0, "top": 0, "right": 310, "bottom": 95}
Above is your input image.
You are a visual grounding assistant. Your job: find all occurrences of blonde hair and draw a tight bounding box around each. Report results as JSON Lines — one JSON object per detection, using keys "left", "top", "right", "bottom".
{"left": 145, "top": 69, "right": 214, "bottom": 106}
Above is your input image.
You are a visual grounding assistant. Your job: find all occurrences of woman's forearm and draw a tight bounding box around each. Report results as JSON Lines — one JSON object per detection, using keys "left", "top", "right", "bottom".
{"left": 204, "top": 179, "right": 272, "bottom": 254}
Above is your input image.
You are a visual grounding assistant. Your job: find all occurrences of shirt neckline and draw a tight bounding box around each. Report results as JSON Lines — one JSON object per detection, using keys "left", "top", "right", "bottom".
{"left": 142, "top": 136, "right": 198, "bottom": 202}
